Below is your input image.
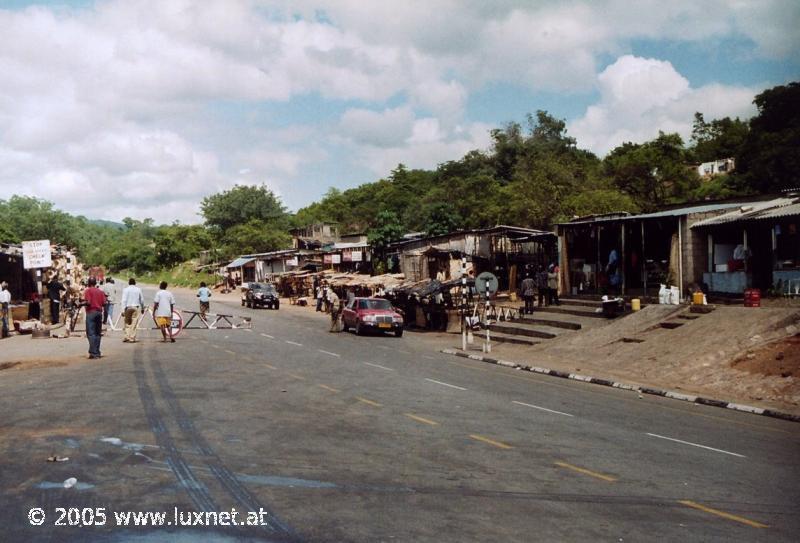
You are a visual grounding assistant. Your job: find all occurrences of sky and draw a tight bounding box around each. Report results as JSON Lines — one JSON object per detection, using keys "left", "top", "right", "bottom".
{"left": 0, "top": 1, "right": 798, "bottom": 225}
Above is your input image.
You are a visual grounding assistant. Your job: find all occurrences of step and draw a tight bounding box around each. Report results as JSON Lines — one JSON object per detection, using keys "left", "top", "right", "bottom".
{"left": 556, "top": 298, "right": 604, "bottom": 308}
{"left": 489, "top": 322, "right": 557, "bottom": 339}
{"left": 511, "top": 316, "right": 582, "bottom": 330}
{"left": 483, "top": 330, "right": 540, "bottom": 347}
{"left": 537, "top": 305, "right": 607, "bottom": 319}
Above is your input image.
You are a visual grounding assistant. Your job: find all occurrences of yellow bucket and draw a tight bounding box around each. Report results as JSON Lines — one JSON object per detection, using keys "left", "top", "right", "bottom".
{"left": 631, "top": 298, "right": 641, "bottom": 311}
{"left": 692, "top": 292, "right": 704, "bottom": 305}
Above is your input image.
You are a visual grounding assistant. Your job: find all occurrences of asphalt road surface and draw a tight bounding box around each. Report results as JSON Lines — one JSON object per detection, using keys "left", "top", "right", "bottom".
{"left": 1, "top": 287, "right": 798, "bottom": 542}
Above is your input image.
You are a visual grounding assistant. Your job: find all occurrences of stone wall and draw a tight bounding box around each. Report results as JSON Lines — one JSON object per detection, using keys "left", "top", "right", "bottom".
{"left": 682, "top": 211, "right": 731, "bottom": 289}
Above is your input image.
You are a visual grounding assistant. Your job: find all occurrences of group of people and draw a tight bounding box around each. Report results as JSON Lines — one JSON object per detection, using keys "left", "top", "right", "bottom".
{"left": 518, "top": 264, "right": 561, "bottom": 315}
{"left": 83, "top": 278, "right": 178, "bottom": 358}
{"left": 41, "top": 275, "right": 177, "bottom": 359}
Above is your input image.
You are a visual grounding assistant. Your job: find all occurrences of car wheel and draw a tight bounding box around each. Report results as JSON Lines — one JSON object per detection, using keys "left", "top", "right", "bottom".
{"left": 342, "top": 321, "right": 348, "bottom": 332}
{"left": 355, "top": 322, "right": 363, "bottom": 336}
{"left": 395, "top": 329, "right": 403, "bottom": 338}
{"left": 274, "top": 302, "right": 280, "bottom": 310}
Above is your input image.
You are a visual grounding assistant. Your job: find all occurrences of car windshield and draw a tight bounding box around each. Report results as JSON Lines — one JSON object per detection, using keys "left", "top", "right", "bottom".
{"left": 357, "top": 299, "right": 392, "bottom": 310}
{"left": 252, "top": 283, "right": 274, "bottom": 292}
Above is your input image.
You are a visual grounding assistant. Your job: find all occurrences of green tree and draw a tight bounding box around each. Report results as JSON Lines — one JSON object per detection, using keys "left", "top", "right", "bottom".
{"left": 201, "top": 185, "right": 288, "bottom": 231}
{"left": 736, "top": 81, "right": 800, "bottom": 193}
{"left": 222, "top": 220, "right": 291, "bottom": 257}
{"left": 690, "top": 112, "right": 749, "bottom": 163}
{"left": 367, "top": 210, "right": 404, "bottom": 272}
{"left": 605, "top": 132, "right": 699, "bottom": 211}
{"left": 421, "top": 203, "right": 463, "bottom": 236}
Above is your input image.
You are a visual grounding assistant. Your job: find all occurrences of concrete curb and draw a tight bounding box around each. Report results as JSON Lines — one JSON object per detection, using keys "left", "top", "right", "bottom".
{"left": 440, "top": 349, "right": 800, "bottom": 424}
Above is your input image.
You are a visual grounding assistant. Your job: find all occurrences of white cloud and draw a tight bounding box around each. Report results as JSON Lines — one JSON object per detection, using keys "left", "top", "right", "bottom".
{"left": 339, "top": 107, "right": 415, "bottom": 148}
{"left": 0, "top": 1, "right": 794, "bottom": 224}
{"left": 569, "top": 55, "right": 759, "bottom": 155}
{"left": 350, "top": 121, "right": 494, "bottom": 177}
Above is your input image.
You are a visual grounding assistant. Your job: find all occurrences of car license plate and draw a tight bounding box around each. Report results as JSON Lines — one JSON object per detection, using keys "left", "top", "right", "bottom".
{"left": 378, "top": 323, "right": 391, "bottom": 329}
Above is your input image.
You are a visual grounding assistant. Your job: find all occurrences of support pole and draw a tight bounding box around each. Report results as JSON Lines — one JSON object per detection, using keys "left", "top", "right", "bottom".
{"left": 641, "top": 222, "right": 646, "bottom": 298}
{"left": 677, "top": 217, "right": 684, "bottom": 301}
{"left": 621, "top": 224, "right": 626, "bottom": 295}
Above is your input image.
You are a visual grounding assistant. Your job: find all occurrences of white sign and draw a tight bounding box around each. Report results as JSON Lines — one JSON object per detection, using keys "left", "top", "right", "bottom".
{"left": 286, "top": 257, "right": 299, "bottom": 267}
{"left": 22, "top": 240, "right": 52, "bottom": 269}
{"left": 331, "top": 254, "right": 341, "bottom": 264}
{"left": 350, "top": 251, "right": 363, "bottom": 262}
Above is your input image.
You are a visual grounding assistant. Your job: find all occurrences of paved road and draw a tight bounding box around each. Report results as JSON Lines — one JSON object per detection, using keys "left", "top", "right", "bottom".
{"left": 1, "top": 287, "right": 798, "bottom": 542}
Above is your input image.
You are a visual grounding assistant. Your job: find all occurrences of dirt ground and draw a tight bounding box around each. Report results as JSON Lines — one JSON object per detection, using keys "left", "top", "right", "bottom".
{"left": 732, "top": 333, "right": 800, "bottom": 378}
{"left": 480, "top": 304, "right": 800, "bottom": 414}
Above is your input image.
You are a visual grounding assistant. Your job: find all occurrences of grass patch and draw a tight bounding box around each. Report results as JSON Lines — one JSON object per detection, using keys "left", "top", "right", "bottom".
{"left": 114, "top": 262, "right": 221, "bottom": 290}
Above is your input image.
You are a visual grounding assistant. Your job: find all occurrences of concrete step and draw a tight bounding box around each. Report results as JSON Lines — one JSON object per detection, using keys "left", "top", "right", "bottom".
{"left": 485, "top": 331, "right": 540, "bottom": 347}
{"left": 489, "top": 322, "right": 557, "bottom": 339}
{"left": 537, "top": 305, "right": 607, "bottom": 319}
{"left": 556, "top": 298, "right": 603, "bottom": 308}
{"left": 511, "top": 315, "right": 582, "bottom": 330}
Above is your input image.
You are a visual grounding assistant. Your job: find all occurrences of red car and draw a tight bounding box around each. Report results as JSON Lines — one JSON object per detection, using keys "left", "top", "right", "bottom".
{"left": 342, "top": 297, "right": 404, "bottom": 337}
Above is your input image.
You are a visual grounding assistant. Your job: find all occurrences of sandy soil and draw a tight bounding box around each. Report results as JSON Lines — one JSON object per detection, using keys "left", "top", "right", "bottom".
{"left": 481, "top": 304, "right": 800, "bottom": 414}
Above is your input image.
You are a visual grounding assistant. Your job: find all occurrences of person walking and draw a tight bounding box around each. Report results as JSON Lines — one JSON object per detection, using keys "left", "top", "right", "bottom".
{"left": 121, "top": 278, "right": 144, "bottom": 343}
{"left": 328, "top": 288, "right": 342, "bottom": 332}
{"left": 536, "top": 265, "right": 548, "bottom": 307}
{"left": 197, "top": 281, "right": 212, "bottom": 321}
{"left": 82, "top": 277, "right": 106, "bottom": 359}
{"left": 47, "top": 275, "right": 66, "bottom": 325}
{"left": 519, "top": 273, "right": 536, "bottom": 315}
{"left": 102, "top": 277, "right": 117, "bottom": 327}
{"left": 153, "top": 281, "right": 176, "bottom": 343}
{"left": 547, "top": 264, "right": 560, "bottom": 306}
{"left": 0, "top": 281, "right": 10, "bottom": 339}
{"left": 315, "top": 282, "right": 324, "bottom": 312}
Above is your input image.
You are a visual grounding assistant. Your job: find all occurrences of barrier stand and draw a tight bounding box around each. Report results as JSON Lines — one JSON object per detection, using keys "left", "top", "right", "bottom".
{"left": 182, "top": 310, "right": 252, "bottom": 330}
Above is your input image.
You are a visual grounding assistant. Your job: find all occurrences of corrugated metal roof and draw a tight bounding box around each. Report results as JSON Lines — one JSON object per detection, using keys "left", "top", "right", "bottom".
{"left": 559, "top": 202, "right": 750, "bottom": 226}
{"left": 691, "top": 198, "right": 800, "bottom": 228}
{"left": 226, "top": 256, "right": 256, "bottom": 268}
{"left": 332, "top": 242, "right": 370, "bottom": 250}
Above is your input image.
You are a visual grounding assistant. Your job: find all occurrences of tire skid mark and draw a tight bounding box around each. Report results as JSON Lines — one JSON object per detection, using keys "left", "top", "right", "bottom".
{"left": 149, "top": 357, "right": 298, "bottom": 540}
{"left": 133, "top": 348, "right": 218, "bottom": 513}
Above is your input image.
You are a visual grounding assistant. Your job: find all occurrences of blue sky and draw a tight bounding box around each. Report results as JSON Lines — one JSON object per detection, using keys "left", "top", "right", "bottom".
{"left": 0, "top": 0, "right": 798, "bottom": 224}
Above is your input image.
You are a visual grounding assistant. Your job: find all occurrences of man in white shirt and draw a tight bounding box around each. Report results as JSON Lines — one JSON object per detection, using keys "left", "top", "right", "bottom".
{"left": 0, "top": 281, "right": 11, "bottom": 338}
{"left": 121, "top": 278, "right": 144, "bottom": 343}
{"left": 153, "top": 281, "right": 177, "bottom": 343}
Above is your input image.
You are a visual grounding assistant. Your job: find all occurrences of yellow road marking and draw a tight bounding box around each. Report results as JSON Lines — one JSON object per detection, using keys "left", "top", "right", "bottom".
{"left": 355, "top": 397, "right": 382, "bottom": 407}
{"left": 287, "top": 373, "right": 305, "bottom": 380}
{"left": 678, "top": 500, "right": 769, "bottom": 529}
{"left": 555, "top": 461, "right": 616, "bottom": 482}
{"left": 439, "top": 358, "right": 794, "bottom": 437}
{"left": 264, "top": 363, "right": 277, "bottom": 370}
{"left": 405, "top": 413, "right": 439, "bottom": 426}
{"left": 469, "top": 434, "right": 513, "bottom": 449}
{"left": 318, "top": 384, "right": 340, "bottom": 393}
{"left": 224, "top": 349, "right": 235, "bottom": 355}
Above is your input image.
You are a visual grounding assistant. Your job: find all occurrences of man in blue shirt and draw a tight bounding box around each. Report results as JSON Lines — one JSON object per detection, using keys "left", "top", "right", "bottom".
{"left": 197, "top": 282, "right": 212, "bottom": 321}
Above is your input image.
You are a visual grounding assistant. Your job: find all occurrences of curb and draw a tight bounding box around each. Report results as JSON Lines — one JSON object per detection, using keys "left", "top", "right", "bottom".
{"left": 440, "top": 349, "right": 800, "bottom": 424}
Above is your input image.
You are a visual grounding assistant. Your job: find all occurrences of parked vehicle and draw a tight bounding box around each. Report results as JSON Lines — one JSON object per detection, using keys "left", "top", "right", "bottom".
{"left": 342, "top": 297, "right": 403, "bottom": 337}
{"left": 243, "top": 283, "right": 280, "bottom": 309}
